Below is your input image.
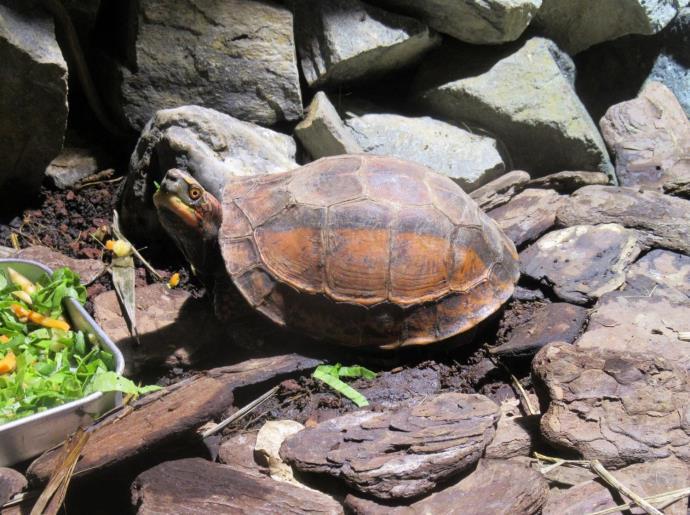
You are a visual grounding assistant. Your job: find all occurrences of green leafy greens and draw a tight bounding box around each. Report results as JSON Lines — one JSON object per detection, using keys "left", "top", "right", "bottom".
{"left": 0, "top": 267, "right": 159, "bottom": 424}
{"left": 312, "top": 363, "right": 376, "bottom": 408}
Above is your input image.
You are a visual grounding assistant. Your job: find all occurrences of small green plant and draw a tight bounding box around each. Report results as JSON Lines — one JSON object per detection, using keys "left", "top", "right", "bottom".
{"left": 312, "top": 363, "right": 376, "bottom": 408}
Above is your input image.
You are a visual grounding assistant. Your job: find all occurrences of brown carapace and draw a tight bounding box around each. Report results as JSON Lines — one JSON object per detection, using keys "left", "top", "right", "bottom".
{"left": 217, "top": 155, "right": 519, "bottom": 349}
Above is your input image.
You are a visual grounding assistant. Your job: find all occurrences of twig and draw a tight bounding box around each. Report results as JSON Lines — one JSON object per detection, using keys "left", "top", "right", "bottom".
{"left": 586, "top": 487, "right": 690, "bottom": 515}
{"left": 589, "top": 459, "right": 663, "bottom": 515}
{"left": 111, "top": 211, "right": 162, "bottom": 281}
{"left": 534, "top": 453, "right": 663, "bottom": 515}
{"left": 490, "top": 356, "right": 538, "bottom": 415}
{"left": 201, "top": 386, "right": 279, "bottom": 438}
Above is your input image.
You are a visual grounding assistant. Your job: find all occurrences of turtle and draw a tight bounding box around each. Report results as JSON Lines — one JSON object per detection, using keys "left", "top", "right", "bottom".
{"left": 153, "top": 154, "right": 519, "bottom": 349}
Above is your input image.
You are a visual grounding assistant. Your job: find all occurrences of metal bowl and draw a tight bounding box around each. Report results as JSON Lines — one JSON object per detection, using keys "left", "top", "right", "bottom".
{"left": 0, "top": 259, "right": 124, "bottom": 466}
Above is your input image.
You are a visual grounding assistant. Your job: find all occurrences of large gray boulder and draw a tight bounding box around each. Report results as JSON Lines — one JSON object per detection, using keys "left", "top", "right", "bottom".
{"left": 119, "top": 105, "right": 297, "bottom": 241}
{"left": 535, "top": 0, "right": 682, "bottom": 54}
{"left": 415, "top": 38, "right": 614, "bottom": 179}
{"left": 370, "top": 0, "right": 543, "bottom": 44}
{"left": 293, "top": 0, "right": 439, "bottom": 87}
{"left": 100, "top": 0, "right": 302, "bottom": 130}
{"left": 0, "top": 0, "right": 68, "bottom": 197}
{"left": 344, "top": 113, "right": 505, "bottom": 190}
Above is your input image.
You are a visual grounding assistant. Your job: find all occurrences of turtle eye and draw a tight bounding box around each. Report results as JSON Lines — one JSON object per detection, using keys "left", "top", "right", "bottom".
{"left": 188, "top": 186, "right": 202, "bottom": 201}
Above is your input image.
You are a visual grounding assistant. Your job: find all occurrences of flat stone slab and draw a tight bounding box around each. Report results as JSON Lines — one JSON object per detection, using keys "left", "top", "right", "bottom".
{"left": 131, "top": 458, "right": 344, "bottom": 514}
{"left": 370, "top": 0, "right": 542, "bottom": 44}
{"left": 294, "top": 0, "right": 439, "bottom": 87}
{"left": 15, "top": 246, "right": 104, "bottom": 285}
{"left": 345, "top": 459, "right": 548, "bottom": 514}
{"left": 490, "top": 302, "right": 588, "bottom": 358}
{"left": 470, "top": 170, "right": 530, "bottom": 211}
{"left": 488, "top": 189, "right": 563, "bottom": 247}
{"left": 576, "top": 291, "right": 690, "bottom": 371}
{"left": 625, "top": 249, "right": 690, "bottom": 300}
{"left": 294, "top": 92, "right": 363, "bottom": 160}
{"left": 527, "top": 170, "right": 609, "bottom": 193}
{"left": 533, "top": 342, "right": 690, "bottom": 468}
{"left": 344, "top": 113, "right": 505, "bottom": 190}
{"left": 557, "top": 185, "right": 690, "bottom": 254}
{"left": 521, "top": 224, "right": 641, "bottom": 304}
{"left": 600, "top": 81, "right": 690, "bottom": 192}
{"left": 93, "top": 283, "right": 224, "bottom": 375}
{"left": 543, "top": 457, "right": 690, "bottom": 515}
{"left": 280, "top": 392, "right": 499, "bottom": 500}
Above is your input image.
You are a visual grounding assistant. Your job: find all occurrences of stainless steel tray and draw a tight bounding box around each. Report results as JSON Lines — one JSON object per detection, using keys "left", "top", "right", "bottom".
{"left": 0, "top": 259, "right": 124, "bottom": 466}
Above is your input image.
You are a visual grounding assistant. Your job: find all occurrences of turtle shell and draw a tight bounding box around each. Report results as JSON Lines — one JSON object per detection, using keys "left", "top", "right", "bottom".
{"left": 218, "top": 155, "right": 519, "bottom": 348}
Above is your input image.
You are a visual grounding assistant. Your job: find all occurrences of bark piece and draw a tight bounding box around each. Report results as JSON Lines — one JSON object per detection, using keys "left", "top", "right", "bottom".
{"left": 27, "top": 354, "right": 322, "bottom": 484}
{"left": 576, "top": 291, "right": 690, "bottom": 371}
{"left": 470, "top": 170, "right": 531, "bottom": 211}
{"left": 601, "top": 81, "right": 690, "bottom": 192}
{"left": 0, "top": 468, "right": 26, "bottom": 506}
{"left": 527, "top": 170, "right": 610, "bottom": 193}
{"left": 533, "top": 342, "right": 690, "bottom": 468}
{"left": 557, "top": 185, "right": 690, "bottom": 254}
{"left": 489, "top": 189, "right": 563, "bottom": 247}
{"left": 218, "top": 432, "right": 265, "bottom": 478}
{"left": 485, "top": 399, "right": 539, "bottom": 459}
{"left": 346, "top": 459, "right": 548, "bottom": 514}
{"left": 490, "top": 302, "right": 588, "bottom": 358}
{"left": 542, "top": 457, "right": 690, "bottom": 515}
{"left": 131, "top": 458, "right": 343, "bottom": 514}
{"left": 281, "top": 393, "right": 499, "bottom": 500}
{"left": 521, "top": 224, "right": 641, "bottom": 304}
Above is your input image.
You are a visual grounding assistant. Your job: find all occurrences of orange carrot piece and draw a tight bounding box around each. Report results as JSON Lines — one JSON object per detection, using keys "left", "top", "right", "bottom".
{"left": 0, "top": 335, "right": 8, "bottom": 343}
{"left": 10, "top": 304, "right": 71, "bottom": 332}
{"left": 0, "top": 351, "right": 16, "bottom": 374}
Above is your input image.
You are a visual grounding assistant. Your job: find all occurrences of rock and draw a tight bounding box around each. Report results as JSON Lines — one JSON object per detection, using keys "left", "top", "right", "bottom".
{"left": 469, "top": 170, "right": 531, "bottom": 211}
{"left": 600, "top": 82, "right": 690, "bottom": 192}
{"left": 294, "top": 92, "right": 363, "bottom": 159}
{"left": 293, "top": 0, "right": 439, "bottom": 87}
{"left": 345, "top": 459, "right": 549, "bottom": 514}
{"left": 488, "top": 189, "right": 563, "bottom": 247}
{"left": 45, "top": 148, "right": 103, "bottom": 190}
{"left": 218, "top": 432, "right": 265, "bottom": 478}
{"left": 535, "top": 0, "right": 681, "bottom": 54}
{"left": 485, "top": 399, "right": 539, "bottom": 459}
{"left": 520, "top": 224, "right": 641, "bottom": 305}
{"left": 100, "top": 0, "right": 302, "bottom": 130}
{"left": 576, "top": 291, "right": 690, "bottom": 371}
{"left": 415, "top": 37, "right": 614, "bottom": 179}
{"left": 343, "top": 113, "right": 505, "bottom": 190}
{"left": 557, "top": 185, "right": 690, "bottom": 254}
{"left": 93, "top": 283, "right": 225, "bottom": 375}
{"left": 644, "top": 8, "right": 690, "bottom": 117}
{"left": 255, "top": 420, "right": 305, "bottom": 484}
{"left": 0, "top": 0, "right": 68, "bottom": 198}
{"left": 625, "top": 249, "right": 690, "bottom": 300}
{"left": 16, "top": 246, "right": 104, "bottom": 285}
{"left": 27, "top": 354, "right": 322, "bottom": 484}
{"left": 0, "top": 468, "right": 26, "bottom": 506}
{"left": 527, "top": 171, "right": 609, "bottom": 193}
{"left": 533, "top": 342, "right": 690, "bottom": 468}
{"left": 542, "top": 457, "right": 690, "bottom": 515}
{"left": 280, "top": 392, "right": 499, "bottom": 500}
{"left": 131, "top": 458, "right": 344, "bottom": 515}
{"left": 119, "top": 105, "right": 297, "bottom": 241}
{"left": 490, "top": 302, "right": 588, "bottom": 357}
{"left": 369, "top": 0, "right": 542, "bottom": 44}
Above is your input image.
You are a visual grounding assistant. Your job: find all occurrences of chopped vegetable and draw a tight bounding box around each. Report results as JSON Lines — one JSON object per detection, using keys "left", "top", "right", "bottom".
{"left": 0, "top": 352, "right": 16, "bottom": 374}
{"left": 112, "top": 240, "right": 133, "bottom": 257}
{"left": 312, "top": 363, "right": 376, "bottom": 408}
{"left": 0, "top": 266, "right": 160, "bottom": 424}
{"left": 167, "top": 272, "right": 180, "bottom": 289}
{"left": 7, "top": 267, "right": 37, "bottom": 295}
{"left": 104, "top": 240, "right": 115, "bottom": 251}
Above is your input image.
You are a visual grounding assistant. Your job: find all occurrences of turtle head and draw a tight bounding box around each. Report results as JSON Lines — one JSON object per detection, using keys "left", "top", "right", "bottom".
{"left": 153, "top": 169, "right": 222, "bottom": 274}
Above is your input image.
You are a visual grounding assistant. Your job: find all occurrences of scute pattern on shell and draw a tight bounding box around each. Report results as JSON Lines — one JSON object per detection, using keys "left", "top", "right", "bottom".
{"left": 219, "top": 155, "right": 519, "bottom": 348}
